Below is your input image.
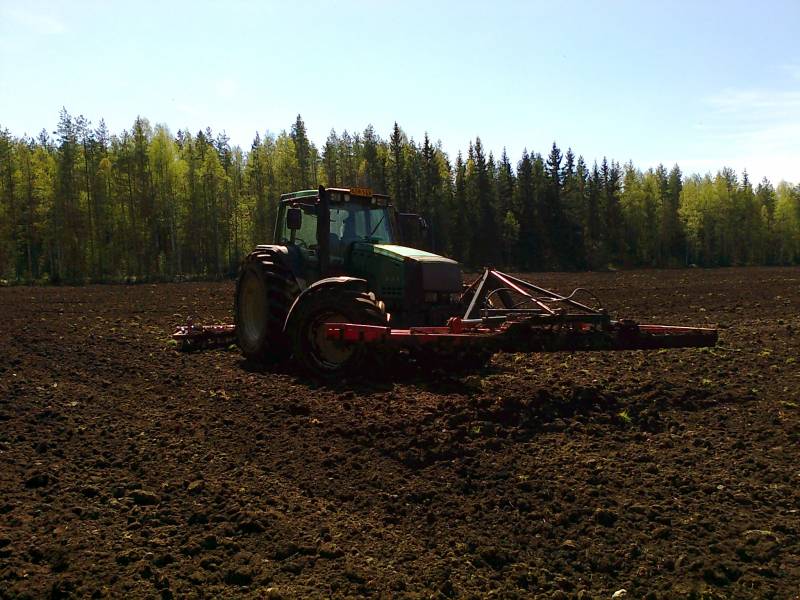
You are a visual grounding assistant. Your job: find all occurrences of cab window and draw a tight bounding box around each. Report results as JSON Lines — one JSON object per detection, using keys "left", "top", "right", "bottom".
{"left": 279, "top": 204, "right": 318, "bottom": 248}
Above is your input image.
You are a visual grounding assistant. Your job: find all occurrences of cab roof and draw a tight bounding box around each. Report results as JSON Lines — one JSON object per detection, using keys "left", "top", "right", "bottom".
{"left": 280, "top": 187, "right": 391, "bottom": 206}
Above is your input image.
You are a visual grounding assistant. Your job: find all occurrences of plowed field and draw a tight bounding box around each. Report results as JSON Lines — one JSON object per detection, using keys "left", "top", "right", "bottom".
{"left": 1, "top": 268, "right": 799, "bottom": 599}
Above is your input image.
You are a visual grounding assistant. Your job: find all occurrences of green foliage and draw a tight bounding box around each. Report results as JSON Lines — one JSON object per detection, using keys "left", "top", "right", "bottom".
{"left": 0, "top": 111, "right": 797, "bottom": 282}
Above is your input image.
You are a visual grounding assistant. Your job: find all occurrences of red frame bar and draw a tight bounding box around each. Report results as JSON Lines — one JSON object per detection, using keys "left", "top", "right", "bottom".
{"left": 324, "top": 322, "right": 495, "bottom": 345}
{"left": 324, "top": 320, "right": 719, "bottom": 350}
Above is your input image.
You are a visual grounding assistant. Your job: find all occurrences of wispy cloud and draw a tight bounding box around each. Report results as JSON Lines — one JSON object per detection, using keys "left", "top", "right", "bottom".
{"left": 3, "top": 7, "right": 66, "bottom": 35}
{"left": 706, "top": 88, "right": 800, "bottom": 121}
{"left": 215, "top": 78, "right": 238, "bottom": 100}
{"left": 778, "top": 63, "right": 800, "bottom": 82}
{"left": 176, "top": 102, "right": 208, "bottom": 121}
{"left": 692, "top": 82, "right": 800, "bottom": 184}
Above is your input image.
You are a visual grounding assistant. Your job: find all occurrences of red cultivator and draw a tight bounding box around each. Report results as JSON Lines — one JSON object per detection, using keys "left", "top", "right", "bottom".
{"left": 173, "top": 269, "right": 718, "bottom": 361}
{"left": 323, "top": 269, "right": 718, "bottom": 355}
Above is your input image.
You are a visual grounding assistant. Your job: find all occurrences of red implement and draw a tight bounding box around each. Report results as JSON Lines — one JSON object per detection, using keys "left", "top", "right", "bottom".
{"left": 324, "top": 317, "right": 718, "bottom": 353}
{"left": 172, "top": 318, "right": 236, "bottom": 351}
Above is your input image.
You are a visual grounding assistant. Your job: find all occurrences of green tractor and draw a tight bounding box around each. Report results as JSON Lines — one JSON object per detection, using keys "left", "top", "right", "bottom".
{"left": 234, "top": 186, "right": 464, "bottom": 375}
{"left": 175, "top": 184, "right": 717, "bottom": 375}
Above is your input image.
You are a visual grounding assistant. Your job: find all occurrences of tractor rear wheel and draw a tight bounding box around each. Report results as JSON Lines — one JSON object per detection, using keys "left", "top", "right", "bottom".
{"left": 234, "top": 248, "right": 298, "bottom": 362}
{"left": 289, "top": 288, "right": 387, "bottom": 377}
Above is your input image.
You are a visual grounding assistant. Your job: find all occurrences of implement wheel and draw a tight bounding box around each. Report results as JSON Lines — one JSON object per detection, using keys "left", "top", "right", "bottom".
{"left": 289, "top": 289, "right": 387, "bottom": 377}
{"left": 234, "top": 248, "right": 298, "bottom": 362}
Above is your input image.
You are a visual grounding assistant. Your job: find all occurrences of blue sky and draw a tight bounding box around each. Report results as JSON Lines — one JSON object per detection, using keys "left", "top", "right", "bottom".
{"left": 1, "top": 0, "right": 798, "bottom": 184}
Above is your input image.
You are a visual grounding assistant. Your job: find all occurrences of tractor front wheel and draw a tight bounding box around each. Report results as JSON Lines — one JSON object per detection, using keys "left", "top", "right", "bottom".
{"left": 289, "top": 289, "right": 387, "bottom": 377}
{"left": 234, "top": 248, "right": 298, "bottom": 362}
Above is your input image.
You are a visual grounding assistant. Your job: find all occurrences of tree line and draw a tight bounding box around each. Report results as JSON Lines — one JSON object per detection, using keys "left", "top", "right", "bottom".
{"left": 0, "top": 110, "right": 798, "bottom": 283}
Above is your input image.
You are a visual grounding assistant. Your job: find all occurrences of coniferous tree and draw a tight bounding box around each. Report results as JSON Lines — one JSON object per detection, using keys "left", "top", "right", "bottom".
{"left": 361, "top": 125, "right": 385, "bottom": 192}
{"left": 1, "top": 112, "right": 798, "bottom": 281}
{"left": 322, "top": 129, "right": 338, "bottom": 187}
{"left": 601, "top": 158, "right": 623, "bottom": 265}
{"left": 0, "top": 128, "right": 17, "bottom": 278}
{"left": 388, "top": 123, "right": 408, "bottom": 210}
{"left": 561, "top": 151, "right": 587, "bottom": 268}
{"left": 496, "top": 149, "right": 517, "bottom": 265}
{"left": 514, "top": 150, "right": 541, "bottom": 270}
{"left": 247, "top": 133, "right": 269, "bottom": 245}
{"left": 290, "top": 115, "right": 313, "bottom": 189}
{"left": 449, "top": 152, "right": 468, "bottom": 262}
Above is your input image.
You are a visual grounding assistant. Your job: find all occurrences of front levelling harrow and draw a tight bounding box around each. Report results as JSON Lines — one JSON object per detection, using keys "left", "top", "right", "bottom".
{"left": 173, "top": 318, "right": 236, "bottom": 351}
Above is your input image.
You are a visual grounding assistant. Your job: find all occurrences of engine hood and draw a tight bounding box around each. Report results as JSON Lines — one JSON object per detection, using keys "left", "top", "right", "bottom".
{"left": 364, "top": 244, "right": 462, "bottom": 293}
{"left": 368, "top": 244, "right": 458, "bottom": 264}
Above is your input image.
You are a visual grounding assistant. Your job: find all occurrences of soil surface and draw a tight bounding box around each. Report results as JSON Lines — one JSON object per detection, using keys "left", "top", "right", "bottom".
{"left": 1, "top": 268, "right": 799, "bottom": 599}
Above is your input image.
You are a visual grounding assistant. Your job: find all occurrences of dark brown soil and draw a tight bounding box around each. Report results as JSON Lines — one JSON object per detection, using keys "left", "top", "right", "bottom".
{"left": 1, "top": 268, "right": 798, "bottom": 599}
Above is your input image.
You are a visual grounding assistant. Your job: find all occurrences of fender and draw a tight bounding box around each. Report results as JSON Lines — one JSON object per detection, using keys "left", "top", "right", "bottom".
{"left": 283, "top": 276, "right": 368, "bottom": 333}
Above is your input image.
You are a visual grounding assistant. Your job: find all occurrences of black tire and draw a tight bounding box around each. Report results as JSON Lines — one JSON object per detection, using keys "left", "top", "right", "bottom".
{"left": 289, "top": 288, "right": 387, "bottom": 377}
{"left": 234, "top": 247, "right": 299, "bottom": 362}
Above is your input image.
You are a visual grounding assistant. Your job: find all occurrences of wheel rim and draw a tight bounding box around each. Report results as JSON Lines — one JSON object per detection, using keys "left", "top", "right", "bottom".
{"left": 308, "top": 309, "right": 355, "bottom": 370}
{"left": 239, "top": 270, "right": 267, "bottom": 351}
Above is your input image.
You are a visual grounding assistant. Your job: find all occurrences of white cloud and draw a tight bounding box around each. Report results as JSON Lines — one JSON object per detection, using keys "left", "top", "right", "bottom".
{"left": 3, "top": 7, "right": 66, "bottom": 35}
{"left": 215, "top": 78, "right": 238, "bottom": 100}
{"left": 778, "top": 63, "right": 800, "bottom": 82}
{"left": 683, "top": 84, "right": 800, "bottom": 184}
{"left": 675, "top": 154, "right": 800, "bottom": 187}
{"left": 706, "top": 88, "right": 800, "bottom": 120}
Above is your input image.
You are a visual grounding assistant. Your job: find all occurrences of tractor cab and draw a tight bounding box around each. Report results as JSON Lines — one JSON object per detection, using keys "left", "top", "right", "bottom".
{"left": 272, "top": 187, "right": 461, "bottom": 328}
{"left": 275, "top": 188, "right": 398, "bottom": 278}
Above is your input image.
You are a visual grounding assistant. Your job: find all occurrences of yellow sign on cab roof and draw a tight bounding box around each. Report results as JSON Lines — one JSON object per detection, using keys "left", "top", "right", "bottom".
{"left": 349, "top": 187, "right": 372, "bottom": 197}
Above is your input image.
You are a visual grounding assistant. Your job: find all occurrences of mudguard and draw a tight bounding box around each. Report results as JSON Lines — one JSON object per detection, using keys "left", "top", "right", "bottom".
{"left": 283, "top": 276, "right": 368, "bottom": 333}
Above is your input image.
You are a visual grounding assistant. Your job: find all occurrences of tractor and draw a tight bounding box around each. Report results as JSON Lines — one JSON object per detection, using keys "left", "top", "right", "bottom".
{"left": 233, "top": 186, "right": 465, "bottom": 375}
{"left": 174, "top": 185, "right": 718, "bottom": 376}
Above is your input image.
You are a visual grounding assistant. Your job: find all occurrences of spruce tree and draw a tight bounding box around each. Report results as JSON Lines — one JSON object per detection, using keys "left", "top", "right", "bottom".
{"left": 450, "top": 152, "right": 468, "bottom": 262}
{"left": 388, "top": 122, "right": 406, "bottom": 209}
{"left": 290, "top": 115, "right": 312, "bottom": 188}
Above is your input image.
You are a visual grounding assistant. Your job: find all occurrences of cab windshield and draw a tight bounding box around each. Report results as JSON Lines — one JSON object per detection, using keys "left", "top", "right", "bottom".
{"left": 279, "top": 201, "right": 394, "bottom": 257}
{"left": 330, "top": 203, "right": 393, "bottom": 246}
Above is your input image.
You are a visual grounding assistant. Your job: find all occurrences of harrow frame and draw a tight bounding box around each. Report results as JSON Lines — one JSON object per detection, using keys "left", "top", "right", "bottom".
{"left": 323, "top": 269, "right": 718, "bottom": 354}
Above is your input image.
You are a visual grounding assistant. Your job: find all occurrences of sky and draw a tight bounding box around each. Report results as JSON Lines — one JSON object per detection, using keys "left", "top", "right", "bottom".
{"left": 1, "top": 0, "right": 798, "bottom": 184}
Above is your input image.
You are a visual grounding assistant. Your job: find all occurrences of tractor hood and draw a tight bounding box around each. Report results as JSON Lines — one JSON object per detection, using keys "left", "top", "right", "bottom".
{"left": 371, "top": 244, "right": 462, "bottom": 292}
{"left": 349, "top": 243, "right": 463, "bottom": 296}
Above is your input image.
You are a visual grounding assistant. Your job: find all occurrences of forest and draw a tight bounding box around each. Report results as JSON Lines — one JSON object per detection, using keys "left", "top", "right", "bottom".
{"left": 0, "top": 110, "right": 798, "bottom": 283}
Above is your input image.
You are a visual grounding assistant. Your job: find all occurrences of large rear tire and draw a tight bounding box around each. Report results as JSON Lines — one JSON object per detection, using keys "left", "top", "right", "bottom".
{"left": 234, "top": 247, "right": 298, "bottom": 362}
{"left": 289, "top": 288, "right": 387, "bottom": 378}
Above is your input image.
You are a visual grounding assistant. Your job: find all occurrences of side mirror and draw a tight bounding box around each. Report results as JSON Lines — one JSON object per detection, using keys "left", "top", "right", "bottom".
{"left": 286, "top": 207, "right": 302, "bottom": 230}
{"left": 398, "top": 213, "right": 431, "bottom": 250}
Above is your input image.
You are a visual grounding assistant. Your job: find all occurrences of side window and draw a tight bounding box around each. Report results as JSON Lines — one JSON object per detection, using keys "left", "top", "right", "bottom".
{"left": 328, "top": 208, "right": 347, "bottom": 262}
{"left": 295, "top": 206, "right": 318, "bottom": 247}
{"left": 330, "top": 208, "right": 348, "bottom": 239}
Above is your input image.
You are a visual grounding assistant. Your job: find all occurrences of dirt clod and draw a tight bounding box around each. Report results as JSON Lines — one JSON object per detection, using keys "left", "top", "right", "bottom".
{"left": 130, "top": 489, "right": 160, "bottom": 506}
